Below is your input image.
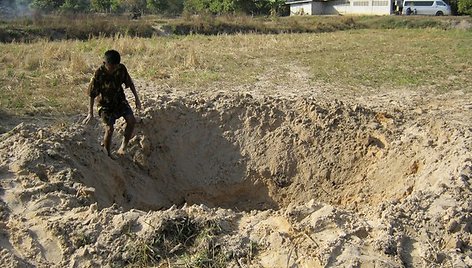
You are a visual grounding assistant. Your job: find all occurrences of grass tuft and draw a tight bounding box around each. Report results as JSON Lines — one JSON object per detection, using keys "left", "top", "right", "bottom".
{"left": 125, "top": 216, "right": 226, "bottom": 267}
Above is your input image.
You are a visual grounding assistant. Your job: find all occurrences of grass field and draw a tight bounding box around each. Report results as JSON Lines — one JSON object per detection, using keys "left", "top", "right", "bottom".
{"left": 0, "top": 21, "right": 471, "bottom": 116}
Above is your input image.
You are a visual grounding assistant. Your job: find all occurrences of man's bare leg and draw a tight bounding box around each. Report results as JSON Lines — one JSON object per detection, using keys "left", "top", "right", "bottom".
{"left": 104, "top": 125, "right": 114, "bottom": 158}
{"left": 117, "top": 114, "right": 136, "bottom": 155}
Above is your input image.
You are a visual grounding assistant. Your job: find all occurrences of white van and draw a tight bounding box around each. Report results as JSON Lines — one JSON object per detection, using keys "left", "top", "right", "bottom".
{"left": 402, "top": 0, "right": 451, "bottom": 15}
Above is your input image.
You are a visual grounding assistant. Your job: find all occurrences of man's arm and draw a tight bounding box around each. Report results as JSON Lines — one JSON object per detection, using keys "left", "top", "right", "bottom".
{"left": 129, "top": 83, "right": 141, "bottom": 110}
{"left": 88, "top": 96, "right": 95, "bottom": 116}
{"left": 84, "top": 69, "right": 100, "bottom": 124}
{"left": 83, "top": 97, "right": 95, "bottom": 124}
{"left": 123, "top": 66, "right": 141, "bottom": 111}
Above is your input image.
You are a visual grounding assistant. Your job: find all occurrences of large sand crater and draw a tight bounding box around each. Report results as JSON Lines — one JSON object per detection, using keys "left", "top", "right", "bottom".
{"left": 61, "top": 94, "right": 397, "bottom": 212}
{"left": 4, "top": 93, "right": 463, "bottom": 212}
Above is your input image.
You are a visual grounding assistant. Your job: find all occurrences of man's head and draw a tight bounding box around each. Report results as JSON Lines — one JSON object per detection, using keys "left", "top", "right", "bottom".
{"left": 104, "top": 50, "right": 121, "bottom": 71}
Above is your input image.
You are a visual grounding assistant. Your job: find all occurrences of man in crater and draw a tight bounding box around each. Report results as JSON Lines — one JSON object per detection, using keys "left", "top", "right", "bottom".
{"left": 84, "top": 50, "right": 141, "bottom": 158}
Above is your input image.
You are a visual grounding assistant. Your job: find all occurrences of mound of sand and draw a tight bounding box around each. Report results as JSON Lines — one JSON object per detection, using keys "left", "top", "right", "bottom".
{"left": 0, "top": 86, "right": 471, "bottom": 267}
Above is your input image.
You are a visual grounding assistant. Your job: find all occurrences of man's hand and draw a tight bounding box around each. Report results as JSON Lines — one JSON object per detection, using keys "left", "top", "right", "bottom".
{"left": 135, "top": 98, "right": 142, "bottom": 111}
{"left": 84, "top": 97, "right": 96, "bottom": 125}
{"left": 83, "top": 114, "right": 94, "bottom": 125}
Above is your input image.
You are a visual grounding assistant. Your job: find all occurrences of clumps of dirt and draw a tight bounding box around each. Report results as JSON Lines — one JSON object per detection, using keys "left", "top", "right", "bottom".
{"left": 0, "top": 91, "right": 471, "bottom": 267}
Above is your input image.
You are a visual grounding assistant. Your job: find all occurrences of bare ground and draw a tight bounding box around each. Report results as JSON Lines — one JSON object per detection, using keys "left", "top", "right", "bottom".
{"left": 0, "top": 64, "right": 471, "bottom": 267}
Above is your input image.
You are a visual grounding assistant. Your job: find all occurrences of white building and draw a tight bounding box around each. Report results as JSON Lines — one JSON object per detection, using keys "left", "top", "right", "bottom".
{"left": 286, "top": 0, "right": 393, "bottom": 15}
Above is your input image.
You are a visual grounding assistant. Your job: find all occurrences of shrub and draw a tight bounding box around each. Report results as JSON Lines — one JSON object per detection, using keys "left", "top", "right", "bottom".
{"left": 458, "top": 0, "right": 472, "bottom": 14}
{"left": 118, "top": 0, "right": 147, "bottom": 13}
{"left": 183, "top": 0, "right": 246, "bottom": 15}
{"left": 30, "top": 0, "right": 65, "bottom": 12}
{"left": 147, "top": 0, "right": 184, "bottom": 16}
{"left": 90, "top": 0, "right": 111, "bottom": 12}
{"left": 60, "top": 0, "right": 90, "bottom": 12}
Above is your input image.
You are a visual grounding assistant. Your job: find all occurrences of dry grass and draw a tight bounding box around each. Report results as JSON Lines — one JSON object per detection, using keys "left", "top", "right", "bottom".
{"left": 2, "top": 14, "right": 471, "bottom": 42}
{"left": 125, "top": 216, "right": 226, "bottom": 267}
{"left": 169, "top": 14, "right": 465, "bottom": 34}
{"left": 0, "top": 14, "right": 155, "bottom": 42}
{"left": 0, "top": 28, "right": 471, "bottom": 116}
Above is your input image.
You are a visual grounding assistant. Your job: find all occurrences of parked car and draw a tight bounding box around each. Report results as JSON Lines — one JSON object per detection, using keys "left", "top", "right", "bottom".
{"left": 402, "top": 0, "right": 451, "bottom": 15}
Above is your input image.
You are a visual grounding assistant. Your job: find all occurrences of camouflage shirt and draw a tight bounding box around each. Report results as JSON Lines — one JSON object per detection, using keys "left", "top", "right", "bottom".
{"left": 88, "top": 64, "right": 133, "bottom": 110}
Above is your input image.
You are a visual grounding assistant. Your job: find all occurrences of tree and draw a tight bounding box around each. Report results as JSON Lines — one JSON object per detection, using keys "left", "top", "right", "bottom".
{"left": 183, "top": 0, "right": 210, "bottom": 14}
{"left": 30, "top": 0, "right": 64, "bottom": 11}
{"left": 60, "top": 0, "right": 90, "bottom": 12}
{"left": 458, "top": 0, "right": 472, "bottom": 14}
{"left": 208, "top": 0, "right": 238, "bottom": 14}
{"left": 90, "top": 0, "right": 110, "bottom": 11}
{"left": 147, "top": 0, "right": 166, "bottom": 13}
{"left": 182, "top": 0, "right": 288, "bottom": 16}
{"left": 119, "top": 0, "right": 146, "bottom": 12}
{"left": 166, "top": 0, "right": 183, "bottom": 15}
{"left": 110, "top": 0, "right": 121, "bottom": 12}
{"left": 147, "top": 0, "right": 183, "bottom": 15}
{"left": 183, "top": 0, "right": 249, "bottom": 15}
{"left": 254, "top": 0, "right": 286, "bottom": 16}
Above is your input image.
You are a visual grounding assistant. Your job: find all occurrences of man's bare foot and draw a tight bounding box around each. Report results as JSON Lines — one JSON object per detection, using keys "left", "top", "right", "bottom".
{"left": 117, "top": 140, "right": 128, "bottom": 156}
{"left": 117, "top": 146, "right": 126, "bottom": 156}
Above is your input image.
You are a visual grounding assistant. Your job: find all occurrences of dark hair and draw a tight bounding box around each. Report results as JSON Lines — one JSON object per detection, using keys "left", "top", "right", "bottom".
{"left": 104, "top": 50, "right": 121, "bottom": 65}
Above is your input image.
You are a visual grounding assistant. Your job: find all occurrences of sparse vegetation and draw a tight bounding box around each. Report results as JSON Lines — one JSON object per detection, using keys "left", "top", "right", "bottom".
{"left": 0, "top": 24, "right": 471, "bottom": 117}
{"left": 125, "top": 216, "right": 227, "bottom": 267}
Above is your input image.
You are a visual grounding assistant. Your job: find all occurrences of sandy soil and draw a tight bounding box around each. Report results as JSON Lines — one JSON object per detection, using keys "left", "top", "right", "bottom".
{"left": 0, "top": 67, "right": 471, "bottom": 267}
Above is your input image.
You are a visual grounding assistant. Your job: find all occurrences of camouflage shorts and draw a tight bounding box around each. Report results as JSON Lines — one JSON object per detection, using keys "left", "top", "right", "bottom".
{"left": 98, "top": 102, "right": 133, "bottom": 126}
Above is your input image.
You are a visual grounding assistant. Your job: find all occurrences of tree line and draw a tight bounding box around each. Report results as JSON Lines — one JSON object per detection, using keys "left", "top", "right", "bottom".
{"left": 2, "top": 0, "right": 289, "bottom": 16}
{"left": 2, "top": 0, "right": 470, "bottom": 16}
